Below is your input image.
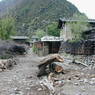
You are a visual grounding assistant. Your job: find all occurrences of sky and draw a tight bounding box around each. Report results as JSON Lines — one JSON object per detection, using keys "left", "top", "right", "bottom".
{"left": 67, "top": 0, "right": 95, "bottom": 19}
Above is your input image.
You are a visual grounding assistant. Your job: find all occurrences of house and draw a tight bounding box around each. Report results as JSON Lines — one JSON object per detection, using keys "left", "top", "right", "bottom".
{"left": 33, "top": 36, "right": 63, "bottom": 56}
{"left": 31, "top": 35, "right": 39, "bottom": 43}
{"left": 58, "top": 18, "right": 95, "bottom": 41}
{"left": 83, "top": 28, "right": 95, "bottom": 40}
{"left": 10, "top": 36, "right": 29, "bottom": 44}
{"left": 58, "top": 19, "right": 95, "bottom": 55}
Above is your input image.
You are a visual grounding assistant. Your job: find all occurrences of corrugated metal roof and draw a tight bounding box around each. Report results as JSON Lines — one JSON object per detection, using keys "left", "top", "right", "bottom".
{"left": 10, "top": 36, "right": 29, "bottom": 39}
{"left": 41, "top": 36, "right": 63, "bottom": 42}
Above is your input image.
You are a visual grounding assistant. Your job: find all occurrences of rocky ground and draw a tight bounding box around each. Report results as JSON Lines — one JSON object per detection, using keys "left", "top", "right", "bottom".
{"left": 0, "top": 48, "right": 95, "bottom": 95}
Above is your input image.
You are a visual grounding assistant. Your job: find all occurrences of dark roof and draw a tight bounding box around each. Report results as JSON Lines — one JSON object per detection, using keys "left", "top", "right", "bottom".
{"left": 59, "top": 18, "right": 95, "bottom": 23}
{"left": 84, "top": 28, "right": 95, "bottom": 34}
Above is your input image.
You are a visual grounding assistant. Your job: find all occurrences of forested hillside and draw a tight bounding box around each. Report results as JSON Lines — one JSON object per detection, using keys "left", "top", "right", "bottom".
{"left": 0, "top": 0, "right": 80, "bottom": 36}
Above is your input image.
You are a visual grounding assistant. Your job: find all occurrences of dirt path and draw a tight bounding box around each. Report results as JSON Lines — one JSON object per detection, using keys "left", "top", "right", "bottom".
{"left": 0, "top": 49, "right": 41, "bottom": 95}
{"left": 0, "top": 49, "right": 95, "bottom": 95}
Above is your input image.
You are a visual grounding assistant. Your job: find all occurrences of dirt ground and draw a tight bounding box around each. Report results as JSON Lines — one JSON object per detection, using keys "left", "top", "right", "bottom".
{"left": 0, "top": 48, "right": 95, "bottom": 95}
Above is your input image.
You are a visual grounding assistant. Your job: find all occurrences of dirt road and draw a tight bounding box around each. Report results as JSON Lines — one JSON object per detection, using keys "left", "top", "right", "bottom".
{"left": 0, "top": 49, "right": 95, "bottom": 95}
{"left": 0, "top": 49, "right": 41, "bottom": 95}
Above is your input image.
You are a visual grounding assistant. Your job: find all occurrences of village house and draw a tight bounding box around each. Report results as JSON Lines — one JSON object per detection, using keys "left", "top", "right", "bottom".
{"left": 33, "top": 36, "right": 63, "bottom": 56}
{"left": 33, "top": 19, "right": 95, "bottom": 56}
{"left": 31, "top": 35, "right": 39, "bottom": 43}
{"left": 58, "top": 18, "right": 95, "bottom": 55}
{"left": 10, "top": 36, "right": 29, "bottom": 45}
{"left": 58, "top": 18, "right": 95, "bottom": 41}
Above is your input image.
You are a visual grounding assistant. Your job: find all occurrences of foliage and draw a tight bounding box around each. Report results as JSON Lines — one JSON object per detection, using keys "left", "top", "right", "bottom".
{"left": 0, "top": 0, "right": 80, "bottom": 35}
{"left": 47, "top": 22, "right": 60, "bottom": 37}
{"left": 0, "top": 54, "right": 13, "bottom": 59}
{"left": 66, "top": 14, "right": 89, "bottom": 41}
{"left": 0, "top": 16, "right": 16, "bottom": 40}
{"left": 35, "top": 29, "right": 46, "bottom": 39}
{"left": 32, "top": 44, "right": 38, "bottom": 53}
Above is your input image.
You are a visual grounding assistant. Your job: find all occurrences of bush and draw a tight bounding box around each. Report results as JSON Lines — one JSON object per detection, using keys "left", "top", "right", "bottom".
{"left": 47, "top": 22, "right": 60, "bottom": 37}
{"left": 0, "top": 16, "right": 16, "bottom": 40}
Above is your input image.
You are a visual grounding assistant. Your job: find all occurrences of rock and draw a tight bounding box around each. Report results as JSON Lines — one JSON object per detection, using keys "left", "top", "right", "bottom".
{"left": 75, "top": 93, "right": 81, "bottom": 95}
{"left": 0, "top": 69, "right": 3, "bottom": 72}
{"left": 79, "top": 79, "right": 84, "bottom": 82}
{"left": 37, "top": 88, "right": 43, "bottom": 91}
{"left": 25, "top": 87, "right": 30, "bottom": 90}
{"left": 14, "top": 88, "right": 20, "bottom": 91}
{"left": 54, "top": 80, "right": 64, "bottom": 87}
{"left": 68, "top": 77, "right": 72, "bottom": 80}
{"left": 88, "top": 78, "right": 95, "bottom": 85}
{"left": 89, "top": 81, "right": 95, "bottom": 85}
{"left": 74, "top": 82, "right": 79, "bottom": 86}
{"left": 83, "top": 79, "right": 88, "bottom": 83}
{"left": 40, "top": 77, "right": 55, "bottom": 94}
{"left": 81, "top": 88, "right": 86, "bottom": 92}
{"left": 91, "top": 78, "right": 95, "bottom": 81}
{"left": 13, "top": 88, "right": 23, "bottom": 95}
{"left": 0, "top": 59, "right": 17, "bottom": 71}
{"left": 27, "top": 76, "right": 33, "bottom": 79}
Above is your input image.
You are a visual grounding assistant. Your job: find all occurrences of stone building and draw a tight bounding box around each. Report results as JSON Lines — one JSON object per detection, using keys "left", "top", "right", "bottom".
{"left": 58, "top": 18, "right": 95, "bottom": 55}
{"left": 58, "top": 18, "right": 95, "bottom": 41}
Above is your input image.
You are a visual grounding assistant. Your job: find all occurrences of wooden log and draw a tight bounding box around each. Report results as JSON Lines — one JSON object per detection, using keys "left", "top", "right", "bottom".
{"left": 37, "top": 54, "right": 64, "bottom": 77}
{"left": 38, "top": 54, "right": 64, "bottom": 68}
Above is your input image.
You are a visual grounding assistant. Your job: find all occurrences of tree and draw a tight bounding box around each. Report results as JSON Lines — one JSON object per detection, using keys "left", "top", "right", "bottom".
{"left": 47, "top": 22, "right": 60, "bottom": 37}
{"left": 0, "top": 16, "right": 16, "bottom": 40}
{"left": 67, "top": 14, "right": 89, "bottom": 41}
{"left": 65, "top": 14, "right": 89, "bottom": 61}
{"left": 35, "top": 29, "right": 46, "bottom": 39}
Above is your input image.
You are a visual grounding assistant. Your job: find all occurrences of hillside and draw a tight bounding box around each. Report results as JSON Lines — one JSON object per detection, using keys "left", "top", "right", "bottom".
{"left": 0, "top": 0, "right": 80, "bottom": 36}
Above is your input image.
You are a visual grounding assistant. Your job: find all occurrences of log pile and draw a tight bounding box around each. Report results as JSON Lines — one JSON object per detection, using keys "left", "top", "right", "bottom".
{"left": 0, "top": 59, "right": 17, "bottom": 71}
{"left": 37, "top": 54, "right": 64, "bottom": 77}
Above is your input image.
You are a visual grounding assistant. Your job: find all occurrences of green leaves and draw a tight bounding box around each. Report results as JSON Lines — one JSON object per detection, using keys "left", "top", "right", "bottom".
{"left": 47, "top": 22, "right": 60, "bottom": 37}
{"left": 66, "top": 14, "right": 89, "bottom": 41}
{"left": 35, "top": 29, "right": 46, "bottom": 39}
{"left": 0, "top": 17, "right": 16, "bottom": 40}
{"left": 4, "top": 0, "right": 79, "bottom": 35}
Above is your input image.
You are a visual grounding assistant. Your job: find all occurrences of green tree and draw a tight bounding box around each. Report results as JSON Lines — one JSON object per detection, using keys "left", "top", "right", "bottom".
{"left": 0, "top": 17, "right": 16, "bottom": 40}
{"left": 35, "top": 29, "right": 46, "bottom": 39}
{"left": 67, "top": 14, "right": 89, "bottom": 41}
{"left": 47, "top": 22, "right": 60, "bottom": 37}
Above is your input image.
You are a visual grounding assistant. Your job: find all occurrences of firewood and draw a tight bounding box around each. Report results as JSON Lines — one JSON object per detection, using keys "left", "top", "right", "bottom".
{"left": 38, "top": 54, "right": 64, "bottom": 68}
{"left": 37, "top": 54, "right": 64, "bottom": 77}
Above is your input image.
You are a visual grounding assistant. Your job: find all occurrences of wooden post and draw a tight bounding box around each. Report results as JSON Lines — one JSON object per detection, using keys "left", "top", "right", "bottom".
{"left": 43, "top": 42, "right": 44, "bottom": 56}
{"left": 65, "top": 23, "right": 67, "bottom": 41}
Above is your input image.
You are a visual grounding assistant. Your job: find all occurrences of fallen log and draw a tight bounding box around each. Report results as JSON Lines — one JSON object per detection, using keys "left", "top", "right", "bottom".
{"left": 38, "top": 54, "right": 64, "bottom": 68}
{"left": 37, "top": 54, "right": 64, "bottom": 77}
{"left": 50, "top": 62, "right": 64, "bottom": 73}
{"left": 72, "top": 59, "right": 88, "bottom": 67}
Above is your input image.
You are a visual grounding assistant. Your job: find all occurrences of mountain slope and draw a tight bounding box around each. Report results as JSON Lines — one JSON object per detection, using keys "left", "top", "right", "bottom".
{"left": 0, "top": 0, "right": 80, "bottom": 36}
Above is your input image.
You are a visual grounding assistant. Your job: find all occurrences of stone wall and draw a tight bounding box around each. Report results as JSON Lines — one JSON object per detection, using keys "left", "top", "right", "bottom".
{"left": 61, "top": 40, "right": 95, "bottom": 55}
